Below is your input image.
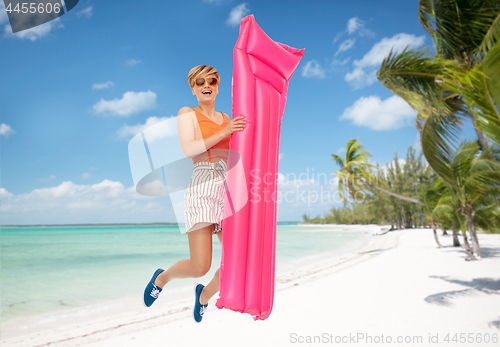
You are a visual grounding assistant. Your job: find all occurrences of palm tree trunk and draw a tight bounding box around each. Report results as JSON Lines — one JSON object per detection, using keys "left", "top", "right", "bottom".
{"left": 382, "top": 204, "right": 392, "bottom": 228}
{"left": 469, "top": 109, "right": 489, "bottom": 150}
{"left": 420, "top": 207, "right": 425, "bottom": 228}
{"left": 432, "top": 221, "right": 443, "bottom": 248}
{"left": 360, "top": 180, "right": 422, "bottom": 204}
{"left": 461, "top": 229, "right": 473, "bottom": 255}
{"left": 400, "top": 202, "right": 407, "bottom": 229}
{"left": 442, "top": 228, "right": 448, "bottom": 236}
{"left": 462, "top": 204, "right": 482, "bottom": 259}
{"left": 452, "top": 225, "right": 460, "bottom": 247}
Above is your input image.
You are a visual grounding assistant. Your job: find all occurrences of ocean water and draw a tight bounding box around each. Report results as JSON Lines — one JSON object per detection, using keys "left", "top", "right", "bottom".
{"left": 0, "top": 223, "right": 370, "bottom": 325}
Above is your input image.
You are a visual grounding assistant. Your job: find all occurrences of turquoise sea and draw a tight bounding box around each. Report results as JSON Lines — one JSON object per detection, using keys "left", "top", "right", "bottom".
{"left": 0, "top": 223, "right": 370, "bottom": 326}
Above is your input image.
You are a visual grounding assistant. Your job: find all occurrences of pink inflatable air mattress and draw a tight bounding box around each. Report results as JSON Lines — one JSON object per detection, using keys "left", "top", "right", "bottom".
{"left": 215, "top": 15, "right": 304, "bottom": 321}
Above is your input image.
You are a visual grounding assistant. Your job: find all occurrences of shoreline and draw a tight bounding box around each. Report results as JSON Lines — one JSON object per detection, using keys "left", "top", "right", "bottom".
{"left": 0, "top": 222, "right": 302, "bottom": 228}
{"left": 2, "top": 227, "right": 499, "bottom": 347}
{"left": 0, "top": 225, "right": 375, "bottom": 342}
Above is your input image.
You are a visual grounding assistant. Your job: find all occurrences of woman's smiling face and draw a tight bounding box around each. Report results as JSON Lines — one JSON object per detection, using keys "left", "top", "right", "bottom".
{"left": 192, "top": 73, "right": 219, "bottom": 101}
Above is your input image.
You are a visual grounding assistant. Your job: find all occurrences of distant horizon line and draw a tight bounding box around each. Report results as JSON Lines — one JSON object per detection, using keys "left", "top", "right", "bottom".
{"left": 1, "top": 221, "right": 302, "bottom": 227}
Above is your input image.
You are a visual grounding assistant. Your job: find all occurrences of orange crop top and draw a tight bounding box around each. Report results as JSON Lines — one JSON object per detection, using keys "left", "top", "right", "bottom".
{"left": 192, "top": 107, "right": 231, "bottom": 164}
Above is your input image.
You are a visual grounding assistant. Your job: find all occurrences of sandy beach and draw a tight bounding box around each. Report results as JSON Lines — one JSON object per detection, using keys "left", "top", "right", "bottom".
{"left": 2, "top": 227, "right": 499, "bottom": 347}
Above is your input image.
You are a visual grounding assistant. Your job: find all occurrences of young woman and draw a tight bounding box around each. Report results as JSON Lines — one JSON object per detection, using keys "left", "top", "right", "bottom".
{"left": 143, "top": 65, "right": 246, "bottom": 323}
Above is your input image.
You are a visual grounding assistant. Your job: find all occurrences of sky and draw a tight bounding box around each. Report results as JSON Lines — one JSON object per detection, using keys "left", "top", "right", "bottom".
{"left": 0, "top": 0, "right": 479, "bottom": 225}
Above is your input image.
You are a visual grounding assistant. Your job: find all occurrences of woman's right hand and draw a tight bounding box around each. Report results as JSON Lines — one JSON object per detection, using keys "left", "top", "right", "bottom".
{"left": 223, "top": 116, "right": 247, "bottom": 136}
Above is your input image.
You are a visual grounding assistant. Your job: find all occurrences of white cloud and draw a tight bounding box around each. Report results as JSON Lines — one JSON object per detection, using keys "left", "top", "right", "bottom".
{"left": 333, "top": 16, "right": 374, "bottom": 45}
{"left": 37, "top": 175, "right": 56, "bottom": 182}
{"left": 116, "top": 116, "right": 174, "bottom": 140}
{"left": 0, "top": 188, "right": 13, "bottom": 199}
{"left": 125, "top": 59, "right": 141, "bottom": 66}
{"left": 0, "top": 2, "right": 8, "bottom": 25}
{"left": 76, "top": 6, "right": 93, "bottom": 19}
{"left": 347, "top": 17, "right": 374, "bottom": 37}
{"left": 92, "top": 81, "right": 114, "bottom": 90}
{"left": 226, "top": 3, "right": 249, "bottom": 27}
{"left": 203, "top": 0, "right": 223, "bottom": 3}
{"left": 139, "top": 180, "right": 166, "bottom": 196}
{"left": 4, "top": 17, "right": 63, "bottom": 41}
{"left": 0, "top": 180, "right": 171, "bottom": 225}
{"left": 332, "top": 31, "right": 343, "bottom": 44}
{"left": 335, "top": 38, "right": 356, "bottom": 56}
{"left": 340, "top": 95, "right": 417, "bottom": 131}
{"left": 345, "top": 65, "right": 378, "bottom": 89}
{"left": 330, "top": 57, "right": 350, "bottom": 69}
{"left": 345, "top": 33, "right": 426, "bottom": 89}
{"left": 347, "top": 17, "right": 362, "bottom": 34}
{"left": 93, "top": 90, "right": 157, "bottom": 117}
{"left": 279, "top": 153, "right": 284, "bottom": 161}
{"left": 302, "top": 60, "right": 326, "bottom": 78}
{"left": 0, "top": 123, "right": 15, "bottom": 137}
{"left": 336, "top": 147, "right": 345, "bottom": 154}
{"left": 0, "top": 173, "right": 342, "bottom": 224}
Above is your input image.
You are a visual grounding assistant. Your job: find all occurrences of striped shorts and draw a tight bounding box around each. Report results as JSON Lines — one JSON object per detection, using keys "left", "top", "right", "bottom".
{"left": 183, "top": 160, "right": 227, "bottom": 234}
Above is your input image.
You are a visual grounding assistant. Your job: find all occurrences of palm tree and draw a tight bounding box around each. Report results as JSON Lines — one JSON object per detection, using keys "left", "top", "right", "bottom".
{"left": 376, "top": 0, "right": 500, "bottom": 257}
{"left": 439, "top": 141, "right": 500, "bottom": 258}
{"left": 432, "top": 188, "right": 463, "bottom": 247}
{"left": 378, "top": 1, "right": 500, "bottom": 196}
{"left": 378, "top": 0, "right": 500, "bottom": 151}
{"left": 332, "top": 139, "right": 421, "bottom": 205}
{"left": 421, "top": 174, "right": 447, "bottom": 247}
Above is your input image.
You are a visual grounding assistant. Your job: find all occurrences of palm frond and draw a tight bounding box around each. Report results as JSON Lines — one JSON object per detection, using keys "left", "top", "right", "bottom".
{"left": 420, "top": 110, "right": 461, "bottom": 187}
{"left": 378, "top": 47, "right": 450, "bottom": 114}
{"left": 484, "top": 40, "right": 500, "bottom": 117}
{"left": 473, "top": 205, "right": 500, "bottom": 233}
{"left": 418, "top": 0, "right": 436, "bottom": 36}
{"left": 427, "top": 0, "right": 500, "bottom": 62}
{"left": 346, "top": 139, "right": 369, "bottom": 164}
{"left": 477, "top": 12, "right": 500, "bottom": 56}
{"left": 331, "top": 154, "right": 344, "bottom": 169}
{"left": 443, "top": 41, "right": 500, "bottom": 147}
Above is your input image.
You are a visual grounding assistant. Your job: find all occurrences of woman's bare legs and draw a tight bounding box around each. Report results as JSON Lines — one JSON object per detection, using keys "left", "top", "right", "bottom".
{"left": 154, "top": 224, "right": 213, "bottom": 288}
{"left": 199, "top": 231, "right": 222, "bottom": 305}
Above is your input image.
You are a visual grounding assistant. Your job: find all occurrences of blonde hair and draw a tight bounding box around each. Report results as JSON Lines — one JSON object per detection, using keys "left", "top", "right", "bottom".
{"left": 188, "top": 65, "right": 220, "bottom": 88}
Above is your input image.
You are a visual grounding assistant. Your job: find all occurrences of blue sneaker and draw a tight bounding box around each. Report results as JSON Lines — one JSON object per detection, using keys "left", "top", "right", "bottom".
{"left": 143, "top": 268, "right": 164, "bottom": 307}
{"left": 193, "top": 284, "right": 208, "bottom": 323}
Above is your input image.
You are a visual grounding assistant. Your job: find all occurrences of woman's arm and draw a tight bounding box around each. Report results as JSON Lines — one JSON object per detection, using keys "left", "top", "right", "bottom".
{"left": 177, "top": 108, "right": 245, "bottom": 159}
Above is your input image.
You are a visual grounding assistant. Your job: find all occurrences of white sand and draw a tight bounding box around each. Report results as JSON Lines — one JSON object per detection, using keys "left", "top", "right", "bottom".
{"left": 3, "top": 228, "right": 500, "bottom": 347}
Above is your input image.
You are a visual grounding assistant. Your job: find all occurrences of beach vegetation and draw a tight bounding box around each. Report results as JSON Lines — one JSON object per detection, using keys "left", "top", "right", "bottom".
{"left": 305, "top": 140, "right": 500, "bottom": 258}
{"left": 321, "top": 143, "right": 429, "bottom": 227}
{"left": 375, "top": 0, "right": 500, "bottom": 259}
{"left": 431, "top": 140, "right": 500, "bottom": 258}
{"left": 304, "top": 1, "right": 500, "bottom": 260}
{"left": 331, "top": 138, "right": 421, "bottom": 205}
{"left": 378, "top": 0, "right": 500, "bottom": 157}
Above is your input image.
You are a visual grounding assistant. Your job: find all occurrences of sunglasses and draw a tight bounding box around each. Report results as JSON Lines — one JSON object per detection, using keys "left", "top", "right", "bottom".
{"left": 193, "top": 77, "right": 219, "bottom": 87}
